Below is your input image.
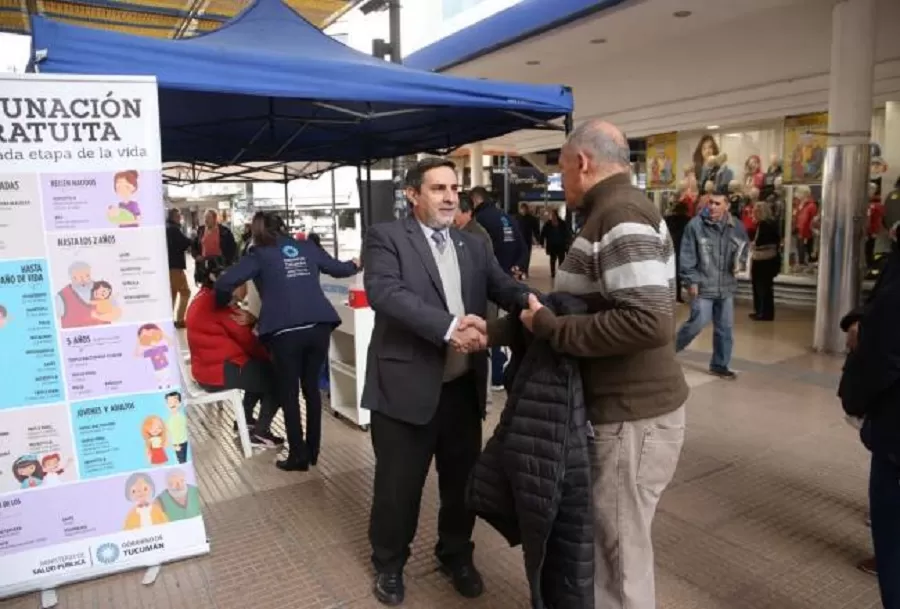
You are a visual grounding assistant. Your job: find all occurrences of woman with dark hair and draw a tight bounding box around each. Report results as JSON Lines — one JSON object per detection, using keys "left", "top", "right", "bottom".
{"left": 216, "top": 212, "right": 360, "bottom": 471}
{"left": 539, "top": 208, "right": 571, "bottom": 279}
{"left": 185, "top": 256, "right": 284, "bottom": 448}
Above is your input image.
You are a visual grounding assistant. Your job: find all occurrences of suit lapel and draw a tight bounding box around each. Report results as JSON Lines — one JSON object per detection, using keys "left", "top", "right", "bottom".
{"left": 405, "top": 217, "right": 447, "bottom": 306}
{"left": 450, "top": 228, "right": 472, "bottom": 312}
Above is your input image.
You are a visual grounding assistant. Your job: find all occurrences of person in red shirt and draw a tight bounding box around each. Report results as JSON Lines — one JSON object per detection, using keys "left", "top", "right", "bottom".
{"left": 186, "top": 257, "right": 283, "bottom": 448}
{"left": 794, "top": 187, "right": 818, "bottom": 265}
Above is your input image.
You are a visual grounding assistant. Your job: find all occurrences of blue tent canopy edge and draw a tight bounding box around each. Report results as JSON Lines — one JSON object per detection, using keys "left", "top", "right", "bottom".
{"left": 27, "top": 0, "right": 574, "bottom": 181}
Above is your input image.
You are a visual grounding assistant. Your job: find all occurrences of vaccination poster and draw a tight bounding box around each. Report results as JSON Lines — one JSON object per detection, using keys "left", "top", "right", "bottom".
{"left": 646, "top": 132, "right": 677, "bottom": 189}
{"left": 0, "top": 74, "right": 209, "bottom": 599}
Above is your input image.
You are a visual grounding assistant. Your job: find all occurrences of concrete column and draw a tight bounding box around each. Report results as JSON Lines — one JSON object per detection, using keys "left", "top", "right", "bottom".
{"left": 884, "top": 101, "right": 900, "bottom": 195}
{"left": 469, "top": 142, "right": 485, "bottom": 187}
{"left": 813, "top": 0, "right": 877, "bottom": 354}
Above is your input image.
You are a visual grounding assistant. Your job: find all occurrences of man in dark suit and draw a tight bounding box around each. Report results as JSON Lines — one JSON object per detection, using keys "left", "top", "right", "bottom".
{"left": 362, "top": 157, "right": 529, "bottom": 606}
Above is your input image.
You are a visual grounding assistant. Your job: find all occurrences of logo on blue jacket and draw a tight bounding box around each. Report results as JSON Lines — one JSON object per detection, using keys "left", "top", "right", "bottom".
{"left": 95, "top": 542, "right": 120, "bottom": 565}
{"left": 282, "top": 245, "right": 299, "bottom": 259}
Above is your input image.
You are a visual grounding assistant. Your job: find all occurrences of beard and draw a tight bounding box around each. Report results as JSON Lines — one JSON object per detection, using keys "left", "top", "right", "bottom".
{"left": 168, "top": 488, "right": 189, "bottom": 504}
{"left": 72, "top": 282, "right": 94, "bottom": 302}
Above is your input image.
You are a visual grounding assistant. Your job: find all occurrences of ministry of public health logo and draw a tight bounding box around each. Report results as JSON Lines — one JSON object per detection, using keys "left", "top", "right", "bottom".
{"left": 282, "top": 245, "right": 299, "bottom": 258}
{"left": 95, "top": 542, "right": 120, "bottom": 565}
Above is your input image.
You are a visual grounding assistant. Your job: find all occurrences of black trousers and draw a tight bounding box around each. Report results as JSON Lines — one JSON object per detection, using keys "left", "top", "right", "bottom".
{"left": 750, "top": 258, "right": 779, "bottom": 320}
{"left": 548, "top": 249, "right": 566, "bottom": 278}
{"left": 369, "top": 372, "right": 482, "bottom": 574}
{"left": 267, "top": 324, "right": 331, "bottom": 461}
{"left": 198, "top": 359, "right": 279, "bottom": 431}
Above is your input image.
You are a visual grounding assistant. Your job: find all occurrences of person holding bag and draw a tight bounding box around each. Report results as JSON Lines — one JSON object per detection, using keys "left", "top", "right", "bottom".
{"left": 749, "top": 202, "right": 781, "bottom": 321}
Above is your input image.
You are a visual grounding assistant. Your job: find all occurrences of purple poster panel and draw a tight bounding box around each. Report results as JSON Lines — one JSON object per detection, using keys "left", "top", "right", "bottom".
{"left": 61, "top": 322, "right": 179, "bottom": 400}
{"left": 40, "top": 170, "right": 164, "bottom": 232}
{"left": 0, "top": 466, "right": 199, "bottom": 557}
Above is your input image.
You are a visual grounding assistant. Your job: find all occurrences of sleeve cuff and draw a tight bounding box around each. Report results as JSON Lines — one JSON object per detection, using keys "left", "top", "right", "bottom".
{"left": 443, "top": 317, "right": 459, "bottom": 343}
{"left": 532, "top": 307, "right": 558, "bottom": 340}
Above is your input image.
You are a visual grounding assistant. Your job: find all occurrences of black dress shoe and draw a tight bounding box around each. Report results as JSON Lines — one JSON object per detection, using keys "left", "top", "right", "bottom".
{"left": 440, "top": 563, "right": 484, "bottom": 598}
{"left": 275, "top": 455, "right": 309, "bottom": 472}
{"left": 373, "top": 572, "right": 404, "bottom": 606}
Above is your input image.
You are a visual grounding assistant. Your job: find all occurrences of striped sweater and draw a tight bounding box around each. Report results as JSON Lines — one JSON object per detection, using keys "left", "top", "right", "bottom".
{"left": 532, "top": 173, "right": 689, "bottom": 424}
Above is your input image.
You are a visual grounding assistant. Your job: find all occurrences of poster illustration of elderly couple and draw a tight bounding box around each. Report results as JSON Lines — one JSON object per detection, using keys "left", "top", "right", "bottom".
{"left": 0, "top": 74, "right": 208, "bottom": 595}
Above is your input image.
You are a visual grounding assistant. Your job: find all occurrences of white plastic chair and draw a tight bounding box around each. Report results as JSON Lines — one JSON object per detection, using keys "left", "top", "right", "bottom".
{"left": 176, "top": 350, "right": 253, "bottom": 459}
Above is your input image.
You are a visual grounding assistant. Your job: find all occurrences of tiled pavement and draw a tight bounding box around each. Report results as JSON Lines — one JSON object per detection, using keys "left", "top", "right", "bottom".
{"left": 1, "top": 253, "right": 883, "bottom": 609}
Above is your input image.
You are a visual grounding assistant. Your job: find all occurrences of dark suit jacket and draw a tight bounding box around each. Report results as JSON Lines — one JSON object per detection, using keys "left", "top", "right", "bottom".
{"left": 362, "top": 216, "right": 529, "bottom": 425}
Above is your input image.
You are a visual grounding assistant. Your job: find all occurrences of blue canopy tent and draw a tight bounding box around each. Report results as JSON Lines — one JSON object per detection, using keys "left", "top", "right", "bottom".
{"left": 29, "top": 0, "right": 573, "bottom": 183}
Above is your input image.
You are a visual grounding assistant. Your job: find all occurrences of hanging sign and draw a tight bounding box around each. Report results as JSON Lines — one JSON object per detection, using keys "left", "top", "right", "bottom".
{"left": 0, "top": 74, "right": 209, "bottom": 599}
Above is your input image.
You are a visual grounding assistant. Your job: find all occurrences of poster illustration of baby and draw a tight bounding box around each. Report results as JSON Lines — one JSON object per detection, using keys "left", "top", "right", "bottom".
{"left": 0, "top": 304, "right": 8, "bottom": 329}
{"left": 107, "top": 170, "right": 142, "bottom": 228}
{"left": 12, "top": 454, "right": 43, "bottom": 489}
{"left": 123, "top": 472, "right": 169, "bottom": 530}
{"left": 134, "top": 324, "right": 175, "bottom": 388}
{"left": 141, "top": 415, "right": 169, "bottom": 466}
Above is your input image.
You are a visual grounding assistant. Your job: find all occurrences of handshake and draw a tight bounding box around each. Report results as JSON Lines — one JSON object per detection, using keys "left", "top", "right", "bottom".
{"left": 450, "top": 315, "right": 489, "bottom": 354}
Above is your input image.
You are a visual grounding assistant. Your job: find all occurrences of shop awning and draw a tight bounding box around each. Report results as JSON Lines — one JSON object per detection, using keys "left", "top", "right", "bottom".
{"left": 0, "top": 0, "right": 352, "bottom": 38}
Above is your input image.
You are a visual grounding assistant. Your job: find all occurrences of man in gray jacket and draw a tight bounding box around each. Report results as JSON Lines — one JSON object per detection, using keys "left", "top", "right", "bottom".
{"left": 675, "top": 193, "right": 749, "bottom": 379}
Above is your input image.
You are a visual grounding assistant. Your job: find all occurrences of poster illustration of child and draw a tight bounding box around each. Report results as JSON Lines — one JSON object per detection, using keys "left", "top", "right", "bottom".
{"left": 40, "top": 452, "right": 74, "bottom": 486}
{"left": 57, "top": 262, "right": 122, "bottom": 329}
{"left": 0, "top": 304, "right": 8, "bottom": 329}
{"left": 141, "top": 415, "right": 169, "bottom": 466}
{"left": 90, "top": 281, "right": 116, "bottom": 321}
{"left": 123, "top": 472, "right": 169, "bottom": 530}
{"left": 12, "top": 455, "right": 43, "bottom": 489}
{"left": 107, "top": 170, "right": 142, "bottom": 228}
{"left": 134, "top": 324, "right": 174, "bottom": 389}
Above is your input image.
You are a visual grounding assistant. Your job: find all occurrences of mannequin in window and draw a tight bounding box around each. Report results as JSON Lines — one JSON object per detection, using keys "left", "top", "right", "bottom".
{"left": 741, "top": 187, "right": 760, "bottom": 239}
{"left": 794, "top": 186, "right": 818, "bottom": 266}
{"left": 677, "top": 175, "right": 698, "bottom": 216}
{"left": 744, "top": 155, "right": 765, "bottom": 191}
{"left": 760, "top": 155, "right": 783, "bottom": 202}
{"left": 700, "top": 152, "right": 734, "bottom": 196}
{"left": 727, "top": 179, "right": 745, "bottom": 219}
{"left": 692, "top": 135, "right": 719, "bottom": 185}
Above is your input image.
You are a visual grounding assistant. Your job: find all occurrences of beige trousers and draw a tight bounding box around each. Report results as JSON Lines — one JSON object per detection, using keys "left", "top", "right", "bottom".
{"left": 590, "top": 405, "right": 686, "bottom": 609}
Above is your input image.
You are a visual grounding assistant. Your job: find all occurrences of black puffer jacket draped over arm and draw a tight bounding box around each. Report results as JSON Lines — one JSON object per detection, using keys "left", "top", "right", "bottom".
{"left": 467, "top": 293, "right": 594, "bottom": 609}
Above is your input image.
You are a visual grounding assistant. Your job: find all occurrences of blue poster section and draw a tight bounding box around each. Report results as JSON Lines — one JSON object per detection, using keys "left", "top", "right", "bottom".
{"left": 0, "top": 259, "right": 64, "bottom": 410}
{"left": 70, "top": 390, "right": 191, "bottom": 479}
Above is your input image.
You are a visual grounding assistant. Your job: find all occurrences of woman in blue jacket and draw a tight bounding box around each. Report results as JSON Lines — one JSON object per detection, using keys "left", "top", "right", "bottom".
{"left": 216, "top": 212, "right": 360, "bottom": 471}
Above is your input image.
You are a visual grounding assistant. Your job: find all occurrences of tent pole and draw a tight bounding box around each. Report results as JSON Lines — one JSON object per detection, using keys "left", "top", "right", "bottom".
{"left": 364, "top": 162, "right": 373, "bottom": 237}
{"left": 331, "top": 169, "right": 339, "bottom": 258}
{"left": 503, "top": 151, "right": 510, "bottom": 214}
{"left": 283, "top": 166, "right": 290, "bottom": 230}
{"left": 388, "top": 0, "right": 407, "bottom": 220}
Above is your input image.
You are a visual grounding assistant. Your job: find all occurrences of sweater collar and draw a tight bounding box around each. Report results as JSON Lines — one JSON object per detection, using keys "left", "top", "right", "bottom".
{"left": 580, "top": 172, "right": 633, "bottom": 215}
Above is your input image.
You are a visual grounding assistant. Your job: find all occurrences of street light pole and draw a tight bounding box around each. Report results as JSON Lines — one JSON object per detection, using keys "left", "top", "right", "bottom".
{"left": 366, "top": 0, "right": 406, "bottom": 220}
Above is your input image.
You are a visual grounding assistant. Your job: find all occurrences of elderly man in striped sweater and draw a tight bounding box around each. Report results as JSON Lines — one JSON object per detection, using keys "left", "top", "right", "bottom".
{"left": 519, "top": 119, "right": 689, "bottom": 609}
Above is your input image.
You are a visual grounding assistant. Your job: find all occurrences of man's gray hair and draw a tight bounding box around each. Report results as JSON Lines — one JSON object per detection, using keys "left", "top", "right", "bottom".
{"left": 68, "top": 261, "right": 90, "bottom": 276}
{"left": 564, "top": 121, "right": 631, "bottom": 167}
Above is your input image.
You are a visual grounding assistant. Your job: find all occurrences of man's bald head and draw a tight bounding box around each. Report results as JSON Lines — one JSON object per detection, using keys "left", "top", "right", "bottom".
{"left": 559, "top": 119, "right": 631, "bottom": 207}
{"left": 564, "top": 120, "right": 631, "bottom": 169}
